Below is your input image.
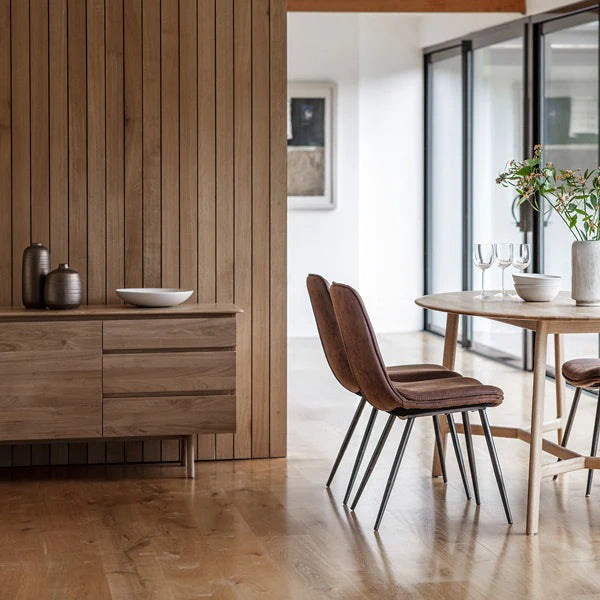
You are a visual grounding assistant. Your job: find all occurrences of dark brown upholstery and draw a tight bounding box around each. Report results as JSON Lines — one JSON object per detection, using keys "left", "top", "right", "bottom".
{"left": 329, "top": 282, "right": 503, "bottom": 413}
{"left": 306, "top": 274, "right": 459, "bottom": 394}
{"left": 562, "top": 358, "right": 600, "bottom": 387}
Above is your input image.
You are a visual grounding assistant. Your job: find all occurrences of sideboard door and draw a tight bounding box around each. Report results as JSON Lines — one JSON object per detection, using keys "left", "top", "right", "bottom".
{"left": 0, "top": 321, "right": 102, "bottom": 441}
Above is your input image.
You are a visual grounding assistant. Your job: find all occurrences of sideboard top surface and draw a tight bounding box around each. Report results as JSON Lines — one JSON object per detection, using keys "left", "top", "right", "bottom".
{"left": 0, "top": 304, "right": 242, "bottom": 321}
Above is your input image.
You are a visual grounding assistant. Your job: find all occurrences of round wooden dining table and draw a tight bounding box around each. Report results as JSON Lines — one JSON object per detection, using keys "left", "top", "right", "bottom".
{"left": 416, "top": 290, "right": 600, "bottom": 535}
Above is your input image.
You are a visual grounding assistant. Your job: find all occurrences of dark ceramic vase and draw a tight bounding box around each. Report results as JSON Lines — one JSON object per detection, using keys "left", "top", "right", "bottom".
{"left": 44, "top": 263, "right": 82, "bottom": 310}
{"left": 22, "top": 243, "right": 50, "bottom": 308}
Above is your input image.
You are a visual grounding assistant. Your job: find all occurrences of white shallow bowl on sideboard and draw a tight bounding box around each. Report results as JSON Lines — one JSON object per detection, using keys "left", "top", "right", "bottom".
{"left": 514, "top": 283, "right": 560, "bottom": 302}
{"left": 116, "top": 288, "right": 193, "bottom": 308}
{"left": 513, "top": 273, "right": 562, "bottom": 287}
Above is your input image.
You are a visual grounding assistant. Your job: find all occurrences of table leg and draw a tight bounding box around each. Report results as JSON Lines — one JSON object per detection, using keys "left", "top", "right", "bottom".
{"left": 554, "top": 334, "right": 565, "bottom": 444}
{"left": 432, "top": 312, "right": 459, "bottom": 478}
{"left": 526, "top": 322, "right": 548, "bottom": 535}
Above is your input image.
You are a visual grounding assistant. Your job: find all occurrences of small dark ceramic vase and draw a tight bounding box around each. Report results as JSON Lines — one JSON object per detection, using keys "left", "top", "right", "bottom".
{"left": 44, "top": 264, "right": 82, "bottom": 310}
{"left": 22, "top": 243, "right": 50, "bottom": 308}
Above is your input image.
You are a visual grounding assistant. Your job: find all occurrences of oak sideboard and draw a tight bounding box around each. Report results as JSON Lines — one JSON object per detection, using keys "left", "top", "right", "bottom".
{"left": 0, "top": 303, "right": 240, "bottom": 478}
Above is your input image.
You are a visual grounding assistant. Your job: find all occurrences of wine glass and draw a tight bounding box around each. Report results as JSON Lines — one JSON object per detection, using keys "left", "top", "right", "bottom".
{"left": 513, "top": 243, "right": 531, "bottom": 273}
{"left": 473, "top": 243, "right": 494, "bottom": 300}
{"left": 494, "top": 242, "right": 514, "bottom": 298}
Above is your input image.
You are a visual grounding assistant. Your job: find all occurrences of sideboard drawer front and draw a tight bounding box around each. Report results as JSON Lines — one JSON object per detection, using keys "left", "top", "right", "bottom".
{"left": 103, "top": 351, "right": 236, "bottom": 394}
{"left": 0, "top": 322, "right": 102, "bottom": 441}
{"left": 103, "top": 395, "right": 236, "bottom": 436}
{"left": 103, "top": 317, "right": 235, "bottom": 351}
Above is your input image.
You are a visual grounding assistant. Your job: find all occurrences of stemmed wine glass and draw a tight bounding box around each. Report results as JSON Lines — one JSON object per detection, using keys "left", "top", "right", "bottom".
{"left": 494, "top": 242, "right": 514, "bottom": 298}
{"left": 513, "top": 243, "right": 531, "bottom": 273}
{"left": 473, "top": 243, "right": 494, "bottom": 300}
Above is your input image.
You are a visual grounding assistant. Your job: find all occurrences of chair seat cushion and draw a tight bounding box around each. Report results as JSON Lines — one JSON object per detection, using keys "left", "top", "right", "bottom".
{"left": 562, "top": 358, "right": 600, "bottom": 387}
{"left": 386, "top": 363, "right": 460, "bottom": 383}
{"left": 392, "top": 376, "right": 503, "bottom": 411}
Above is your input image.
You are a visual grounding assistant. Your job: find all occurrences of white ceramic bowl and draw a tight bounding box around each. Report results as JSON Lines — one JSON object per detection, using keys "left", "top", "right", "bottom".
{"left": 512, "top": 273, "right": 562, "bottom": 287}
{"left": 514, "top": 283, "right": 560, "bottom": 302}
{"left": 116, "top": 288, "right": 193, "bottom": 308}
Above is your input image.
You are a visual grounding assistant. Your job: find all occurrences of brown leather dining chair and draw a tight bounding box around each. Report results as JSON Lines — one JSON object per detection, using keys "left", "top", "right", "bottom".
{"left": 554, "top": 358, "right": 600, "bottom": 495}
{"left": 329, "top": 282, "right": 512, "bottom": 530}
{"left": 307, "top": 274, "right": 472, "bottom": 505}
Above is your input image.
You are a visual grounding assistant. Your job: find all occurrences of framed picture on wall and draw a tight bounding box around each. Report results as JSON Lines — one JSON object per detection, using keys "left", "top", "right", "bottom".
{"left": 287, "top": 82, "right": 335, "bottom": 210}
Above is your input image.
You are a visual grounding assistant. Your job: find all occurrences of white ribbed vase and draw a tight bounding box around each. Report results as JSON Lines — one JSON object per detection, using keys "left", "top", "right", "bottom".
{"left": 572, "top": 240, "right": 600, "bottom": 306}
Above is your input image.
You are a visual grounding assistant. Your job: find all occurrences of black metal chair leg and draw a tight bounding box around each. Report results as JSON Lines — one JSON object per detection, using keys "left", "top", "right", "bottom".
{"left": 553, "top": 387, "right": 582, "bottom": 481}
{"left": 350, "top": 414, "right": 396, "bottom": 510}
{"left": 462, "top": 411, "right": 480, "bottom": 506}
{"left": 326, "top": 397, "right": 367, "bottom": 487}
{"left": 586, "top": 390, "right": 600, "bottom": 497}
{"left": 343, "top": 406, "right": 378, "bottom": 505}
{"left": 374, "top": 418, "right": 415, "bottom": 532}
{"left": 447, "top": 413, "right": 471, "bottom": 501}
{"left": 479, "top": 410, "right": 512, "bottom": 524}
{"left": 432, "top": 416, "right": 448, "bottom": 484}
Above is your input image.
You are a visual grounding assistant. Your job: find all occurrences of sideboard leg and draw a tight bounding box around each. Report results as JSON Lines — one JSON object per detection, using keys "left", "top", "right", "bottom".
{"left": 186, "top": 435, "right": 195, "bottom": 479}
{"left": 181, "top": 437, "right": 188, "bottom": 467}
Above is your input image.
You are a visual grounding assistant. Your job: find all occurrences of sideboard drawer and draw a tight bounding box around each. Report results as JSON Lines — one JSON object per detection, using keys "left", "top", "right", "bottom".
{"left": 0, "top": 321, "right": 102, "bottom": 441}
{"left": 103, "top": 351, "right": 236, "bottom": 394}
{"left": 103, "top": 394, "right": 236, "bottom": 436}
{"left": 103, "top": 317, "right": 235, "bottom": 351}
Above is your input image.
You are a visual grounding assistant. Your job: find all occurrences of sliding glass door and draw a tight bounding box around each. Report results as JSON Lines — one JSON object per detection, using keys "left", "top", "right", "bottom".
{"left": 471, "top": 32, "right": 525, "bottom": 362}
{"left": 426, "top": 48, "right": 464, "bottom": 333}
{"left": 542, "top": 15, "right": 599, "bottom": 365}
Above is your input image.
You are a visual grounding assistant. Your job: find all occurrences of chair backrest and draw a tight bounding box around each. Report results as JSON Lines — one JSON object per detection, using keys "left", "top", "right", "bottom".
{"left": 306, "top": 274, "right": 360, "bottom": 394}
{"left": 329, "top": 282, "right": 401, "bottom": 412}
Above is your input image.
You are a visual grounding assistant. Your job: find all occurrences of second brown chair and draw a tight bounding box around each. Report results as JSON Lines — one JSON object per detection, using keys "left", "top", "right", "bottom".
{"left": 329, "top": 282, "right": 512, "bottom": 530}
{"left": 307, "top": 274, "right": 469, "bottom": 505}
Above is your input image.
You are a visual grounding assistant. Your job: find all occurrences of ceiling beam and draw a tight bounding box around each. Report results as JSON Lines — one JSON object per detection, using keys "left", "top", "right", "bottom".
{"left": 287, "top": 0, "right": 525, "bottom": 12}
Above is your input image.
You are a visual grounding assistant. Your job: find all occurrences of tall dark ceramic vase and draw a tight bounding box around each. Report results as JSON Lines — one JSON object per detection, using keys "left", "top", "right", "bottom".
{"left": 22, "top": 243, "right": 50, "bottom": 308}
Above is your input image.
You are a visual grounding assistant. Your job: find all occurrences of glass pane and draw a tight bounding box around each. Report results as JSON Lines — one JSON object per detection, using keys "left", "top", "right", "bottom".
{"left": 430, "top": 54, "right": 463, "bottom": 331}
{"left": 544, "top": 20, "right": 599, "bottom": 364}
{"left": 472, "top": 36, "right": 525, "bottom": 361}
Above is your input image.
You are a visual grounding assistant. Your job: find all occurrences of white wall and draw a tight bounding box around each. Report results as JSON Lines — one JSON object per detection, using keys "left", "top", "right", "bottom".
{"left": 287, "top": 13, "right": 423, "bottom": 337}
{"left": 287, "top": 14, "right": 360, "bottom": 338}
{"left": 358, "top": 15, "right": 423, "bottom": 333}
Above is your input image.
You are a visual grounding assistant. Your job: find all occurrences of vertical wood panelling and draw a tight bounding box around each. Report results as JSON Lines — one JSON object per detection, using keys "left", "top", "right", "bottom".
{"left": 106, "top": 0, "right": 124, "bottom": 305}
{"left": 215, "top": 0, "right": 234, "bottom": 460}
{"left": 87, "top": 0, "right": 106, "bottom": 307}
{"left": 124, "top": 0, "right": 142, "bottom": 289}
{"left": 251, "top": 0, "right": 270, "bottom": 458}
{"left": 49, "top": 0, "right": 69, "bottom": 267}
{"left": 0, "top": 0, "right": 12, "bottom": 308}
{"left": 142, "top": 0, "right": 161, "bottom": 289}
{"left": 30, "top": 0, "right": 50, "bottom": 247}
{"left": 196, "top": 0, "right": 217, "bottom": 461}
{"left": 2, "top": 0, "right": 287, "bottom": 467}
{"left": 11, "top": 0, "right": 30, "bottom": 307}
{"left": 269, "top": 0, "right": 287, "bottom": 457}
{"left": 179, "top": 0, "right": 198, "bottom": 302}
{"left": 233, "top": 0, "right": 252, "bottom": 459}
{"left": 161, "top": 0, "right": 179, "bottom": 289}
{"left": 68, "top": 0, "right": 87, "bottom": 304}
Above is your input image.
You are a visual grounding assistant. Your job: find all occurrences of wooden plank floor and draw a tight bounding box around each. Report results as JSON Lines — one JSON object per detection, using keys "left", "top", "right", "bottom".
{"left": 3, "top": 331, "right": 600, "bottom": 598}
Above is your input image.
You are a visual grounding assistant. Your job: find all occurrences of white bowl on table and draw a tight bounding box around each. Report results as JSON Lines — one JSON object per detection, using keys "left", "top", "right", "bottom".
{"left": 512, "top": 274, "right": 561, "bottom": 302}
{"left": 116, "top": 288, "right": 193, "bottom": 308}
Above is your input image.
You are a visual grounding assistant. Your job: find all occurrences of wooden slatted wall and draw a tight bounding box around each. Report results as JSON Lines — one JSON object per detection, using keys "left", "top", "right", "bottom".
{"left": 0, "top": 0, "right": 287, "bottom": 466}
